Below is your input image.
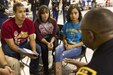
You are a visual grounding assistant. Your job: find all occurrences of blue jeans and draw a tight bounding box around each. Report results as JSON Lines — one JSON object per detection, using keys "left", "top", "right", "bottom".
{"left": 52, "top": 9, "right": 59, "bottom": 21}
{"left": 2, "top": 42, "right": 41, "bottom": 75}
{"left": 62, "top": 10, "right": 67, "bottom": 24}
{"left": 55, "top": 43, "right": 82, "bottom": 62}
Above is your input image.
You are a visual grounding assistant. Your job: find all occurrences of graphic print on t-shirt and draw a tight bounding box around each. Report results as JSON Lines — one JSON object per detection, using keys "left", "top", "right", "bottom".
{"left": 39, "top": 22, "right": 54, "bottom": 36}
{"left": 14, "top": 30, "right": 28, "bottom": 45}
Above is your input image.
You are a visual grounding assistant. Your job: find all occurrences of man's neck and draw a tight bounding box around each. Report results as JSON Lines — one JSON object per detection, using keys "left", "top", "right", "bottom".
{"left": 15, "top": 18, "right": 24, "bottom": 28}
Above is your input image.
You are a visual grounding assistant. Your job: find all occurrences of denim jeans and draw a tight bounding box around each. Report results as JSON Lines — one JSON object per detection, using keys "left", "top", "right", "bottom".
{"left": 52, "top": 9, "right": 59, "bottom": 22}
{"left": 62, "top": 9, "right": 68, "bottom": 24}
{"left": 55, "top": 43, "right": 82, "bottom": 62}
{"left": 2, "top": 41, "right": 41, "bottom": 75}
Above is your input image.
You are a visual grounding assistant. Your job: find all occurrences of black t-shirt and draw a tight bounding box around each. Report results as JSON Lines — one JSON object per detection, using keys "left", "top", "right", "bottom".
{"left": 0, "top": 0, "right": 8, "bottom": 17}
{"left": 40, "top": 0, "right": 50, "bottom": 6}
{"left": 63, "top": 0, "right": 70, "bottom": 5}
{"left": 86, "top": 39, "right": 113, "bottom": 75}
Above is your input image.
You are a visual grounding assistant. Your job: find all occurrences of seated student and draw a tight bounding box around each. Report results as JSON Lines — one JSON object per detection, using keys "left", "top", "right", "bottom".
{"left": 1, "top": 2, "right": 41, "bottom": 75}
{"left": 34, "top": 5, "right": 58, "bottom": 75}
{"left": 65, "top": 8, "right": 113, "bottom": 75}
{"left": 54, "top": 4, "right": 83, "bottom": 75}
{"left": 0, "top": 47, "right": 14, "bottom": 75}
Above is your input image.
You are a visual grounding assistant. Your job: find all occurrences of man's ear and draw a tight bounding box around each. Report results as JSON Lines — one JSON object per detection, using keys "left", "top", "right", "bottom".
{"left": 88, "top": 31, "right": 94, "bottom": 41}
{"left": 13, "top": 11, "right": 15, "bottom": 15}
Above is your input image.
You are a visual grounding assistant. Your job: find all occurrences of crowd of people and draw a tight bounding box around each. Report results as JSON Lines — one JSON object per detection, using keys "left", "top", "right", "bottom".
{"left": 0, "top": 0, "right": 113, "bottom": 75}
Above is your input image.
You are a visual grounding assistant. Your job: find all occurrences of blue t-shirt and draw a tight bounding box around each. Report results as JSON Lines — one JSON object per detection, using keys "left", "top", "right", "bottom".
{"left": 61, "top": 22, "right": 82, "bottom": 44}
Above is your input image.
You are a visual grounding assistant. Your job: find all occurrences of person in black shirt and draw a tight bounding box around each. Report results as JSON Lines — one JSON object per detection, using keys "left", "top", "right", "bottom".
{"left": 50, "top": 0, "right": 70, "bottom": 24}
{"left": 0, "top": 0, "right": 8, "bottom": 28}
{"left": 51, "top": 0, "right": 60, "bottom": 22}
{"left": 65, "top": 8, "right": 113, "bottom": 75}
{"left": 40, "top": 0, "right": 50, "bottom": 6}
{"left": 28, "top": 0, "right": 40, "bottom": 20}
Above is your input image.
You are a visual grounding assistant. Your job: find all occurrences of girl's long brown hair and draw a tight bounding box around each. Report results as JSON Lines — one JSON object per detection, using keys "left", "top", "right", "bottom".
{"left": 66, "top": 4, "right": 82, "bottom": 22}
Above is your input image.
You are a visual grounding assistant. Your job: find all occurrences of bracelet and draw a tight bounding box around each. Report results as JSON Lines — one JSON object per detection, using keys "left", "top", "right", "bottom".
{"left": 2, "top": 64, "right": 10, "bottom": 68}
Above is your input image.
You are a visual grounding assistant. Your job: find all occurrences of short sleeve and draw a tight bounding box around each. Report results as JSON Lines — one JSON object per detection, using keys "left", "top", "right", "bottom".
{"left": 26, "top": 19, "right": 35, "bottom": 35}
{"left": 1, "top": 23, "right": 13, "bottom": 39}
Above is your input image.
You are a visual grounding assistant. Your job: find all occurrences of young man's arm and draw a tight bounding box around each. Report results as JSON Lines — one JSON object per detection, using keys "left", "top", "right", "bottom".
{"left": 5, "top": 39, "right": 24, "bottom": 54}
{"left": 0, "top": 47, "right": 8, "bottom": 66}
{"left": 5, "top": 38, "right": 36, "bottom": 58}
{"left": 29, "top": 33, "right": 36, "bottom": 53}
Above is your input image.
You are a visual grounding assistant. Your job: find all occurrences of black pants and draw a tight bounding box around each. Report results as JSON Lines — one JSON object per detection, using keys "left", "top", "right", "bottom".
{"left": 36, "top": 36, "right": 58, "bottom": 75}
{"left": 40, "top": 0, "right": 50, "bottom": 6}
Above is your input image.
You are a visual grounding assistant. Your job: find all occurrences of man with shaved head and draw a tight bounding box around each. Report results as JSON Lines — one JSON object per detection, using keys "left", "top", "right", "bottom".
{"left": 65, "top": 8, "right": 113, "bottom": 75}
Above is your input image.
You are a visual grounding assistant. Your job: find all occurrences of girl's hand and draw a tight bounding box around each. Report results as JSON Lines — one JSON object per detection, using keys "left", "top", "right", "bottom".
{"left": 65, "top": 44, "right": 73, "bottom": 50}
{"left": 47, "top": 43, "right": 53, "bottom": 50}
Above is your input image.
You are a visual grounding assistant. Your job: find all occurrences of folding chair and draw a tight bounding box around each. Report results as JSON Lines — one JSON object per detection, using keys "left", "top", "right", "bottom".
{"left": 62, "top": 46, "right": 88, "bottom": 75}
{"left": 63, "top": 46, "right": 88, "bottom": 66}
{"left": 78, "top": 46, "right": 88, "bottom": 63}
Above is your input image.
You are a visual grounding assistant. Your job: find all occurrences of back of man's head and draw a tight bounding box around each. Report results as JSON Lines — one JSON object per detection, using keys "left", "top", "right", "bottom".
{"left": 81, "top": 8, "right": 113, "bottom": 49}
{"left": 81, "top": 8, "right": 113, "bottom": 34}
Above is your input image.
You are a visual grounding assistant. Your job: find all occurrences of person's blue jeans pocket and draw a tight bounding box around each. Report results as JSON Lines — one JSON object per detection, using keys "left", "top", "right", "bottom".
{"left": 2, "top": 44, "right": 21, "bottom": 60}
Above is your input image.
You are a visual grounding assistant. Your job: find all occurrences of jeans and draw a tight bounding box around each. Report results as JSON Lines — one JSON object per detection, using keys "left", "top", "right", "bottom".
{"left": 55, "top": 43, "right": 82, "bottom": 62}
{"left": 52, "top": 9, "right": 59, "bottom": 22}
{"left": 2, "top": 42, "right": 41, "bottom": 75}
{"left": 62, "top": 9, "right": 68, "bottom": 24}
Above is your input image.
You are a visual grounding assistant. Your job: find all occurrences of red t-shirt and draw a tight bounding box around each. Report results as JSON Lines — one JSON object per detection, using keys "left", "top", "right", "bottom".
{"left": 1, "top": 18, "right": 35, "bottom": 45}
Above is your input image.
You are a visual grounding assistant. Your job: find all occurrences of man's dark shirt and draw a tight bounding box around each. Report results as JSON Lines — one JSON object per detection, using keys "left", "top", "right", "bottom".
{"left": 86, "top": 38, "right": 113, "bottom": 75}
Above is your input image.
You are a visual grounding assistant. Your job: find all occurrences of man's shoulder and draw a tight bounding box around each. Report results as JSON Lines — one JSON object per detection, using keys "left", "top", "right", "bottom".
{"left": 24, "top": 18, "right": 33, "bottom": 23}
{"left": 24, "top": 18, "right": 34, "bottom": 28}
{"left": 2, "top": 18, "right": 14, "bottom": 26}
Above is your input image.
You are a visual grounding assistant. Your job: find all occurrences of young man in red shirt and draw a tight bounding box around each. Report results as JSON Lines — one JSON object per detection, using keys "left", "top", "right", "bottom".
{"left": 1, "top": 2, "right": 40, "bottom": 75}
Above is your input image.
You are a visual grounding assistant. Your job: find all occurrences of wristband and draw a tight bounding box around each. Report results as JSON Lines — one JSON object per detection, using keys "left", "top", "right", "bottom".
{"left": 2, "top": 64, "right": 10, "bottom": 68}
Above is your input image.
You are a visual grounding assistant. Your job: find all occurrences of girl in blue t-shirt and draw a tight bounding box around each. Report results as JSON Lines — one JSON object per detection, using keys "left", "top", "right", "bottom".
{"left": 54, "top": 4, "right": 83, "bottom": 75}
